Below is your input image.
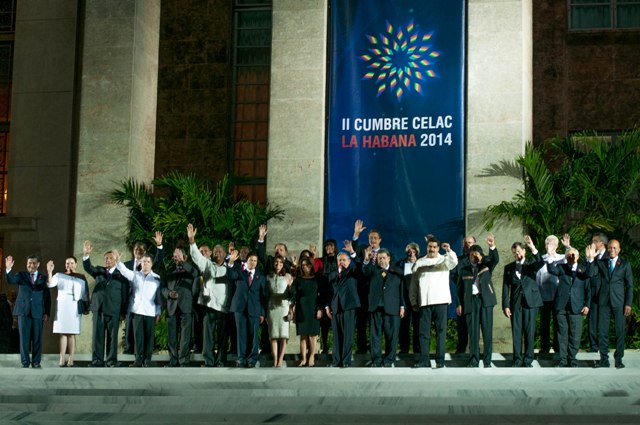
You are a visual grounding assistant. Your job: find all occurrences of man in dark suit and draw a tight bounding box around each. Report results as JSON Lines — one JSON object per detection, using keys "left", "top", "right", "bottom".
{"left": 547, "top": 247, "right": 591, "bottom": 367}
{"left": 82, "top": 240, "right": 130, "bottom": 367}
{"left": 4, "top": 254, "right": 51, "bottom": 368}
{"left": 122, "top": 233, "right": 164, "bottom": 355}
{"left": 587, "top": 232, "right": 609, "bottom": 352}
{"left": 589, "top": 239, "right": 633, "bottom": 369}
{"left": 162, "top": 247, "right": 199, "bottom": 367}
{"left": 456, "top": 234, "right": 499, "bottom": 368}
{"left": 451, "top": 235, "right": 476, "bottom": 354}
{"left": 227, "top": 251, "right": 267, "bottom": 368}
{"left": 502, "top": 235, "right": 544, "bottom": 367}
{"left": 325, "top": 250, "right": 361, "bottom": 368}
{"left": 352, "top": 219, "right": 383, "bottom": 354}
{"left": 362, "top": 248, "right": 405, "bottom": 367}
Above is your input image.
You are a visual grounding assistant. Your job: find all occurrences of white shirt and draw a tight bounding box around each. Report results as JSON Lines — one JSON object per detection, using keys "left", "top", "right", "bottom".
{"left": 117, "top": 262, "right": 161, "bottom": 317}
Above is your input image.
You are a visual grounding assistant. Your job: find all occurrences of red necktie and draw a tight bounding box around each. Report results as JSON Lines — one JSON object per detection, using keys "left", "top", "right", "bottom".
{"left": 248, "top": 271, "right": 253, "bottom": 287}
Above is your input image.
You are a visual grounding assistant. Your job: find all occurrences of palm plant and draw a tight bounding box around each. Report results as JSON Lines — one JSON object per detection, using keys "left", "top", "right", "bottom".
{"left": 111, "top": 172, "right": 285, "bottom": 256}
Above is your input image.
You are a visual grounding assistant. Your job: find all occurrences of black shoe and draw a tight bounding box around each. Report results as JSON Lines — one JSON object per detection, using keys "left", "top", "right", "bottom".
{"left": 341, "top": 364, "right": 350, "bottom": 368}
{"left": 538, "top": 349, "right": 549, "bottom": 355}
{"left": 413, "top": 362, "right": 429, "bottom": 368}
{"left": 246, "top": 363, "right": 256, "bottom": 368}
{"left": 467, "top": 362, "right": 479, "bottom": 368}
{"left": 525, "top": 364, "right": 533, "bottom": 368}
{"left": 615, "top": 362, "right": 625, "bottom": 369}
{"left": 88, "top": 362, "right": 104, "bottom": 368}
{"left": 383, "top": 362, "right": 394, "bottom": 368}
{"left": 594, "top": 360, "right": 610, "bottom": 368}
{"left": 31, "top": 363, "right": 41, "bottom": 369}
{"left": 435, "top": 363, "right": 445, "bottom": 369}
{"left": 129, "top": 362, "right": 143, "bottom": 367}
{"left": 106, "top": 362, "right": 121, "bottom": 368}
{"left": 484, "top": 363, "right": 492, "bottom": 368}
{"left": 555, "top": 362, "right": 568, "bottom": 368}
{"left": 235, "top": 361, "right": 247, "bottom": 368}
{"left": 588, "top": 347, "right": 598, "bottom": 353}
{"left": 22, "top": 364, "right": 29, "bottom": 368}
{"left": 370, "top": 363, "right": 381, "bottom": 368}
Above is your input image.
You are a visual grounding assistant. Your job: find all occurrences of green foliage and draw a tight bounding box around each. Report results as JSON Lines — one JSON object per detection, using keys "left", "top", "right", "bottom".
{"left": 484, "top": 129, "right": 640, "bottom": 348}
{"left": 111, "top": 172, "right": 285, "bottom": 253}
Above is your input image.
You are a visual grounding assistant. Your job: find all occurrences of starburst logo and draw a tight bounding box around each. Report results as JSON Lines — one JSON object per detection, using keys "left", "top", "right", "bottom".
{"left": 359, "top": 20, "right": 440, "bottom": 102}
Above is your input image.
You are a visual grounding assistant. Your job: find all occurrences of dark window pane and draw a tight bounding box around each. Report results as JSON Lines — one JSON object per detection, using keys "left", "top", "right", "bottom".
{"left": 618, "top": 4, "right": 640, "bottom": 28}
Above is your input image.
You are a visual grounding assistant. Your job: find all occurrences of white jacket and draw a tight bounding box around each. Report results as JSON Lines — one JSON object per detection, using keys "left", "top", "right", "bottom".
{"left": 409, "top": 251, "right": 458, "bottom": 307}
{"left": 190, "top": 243, "right": 232, "bottom": 313}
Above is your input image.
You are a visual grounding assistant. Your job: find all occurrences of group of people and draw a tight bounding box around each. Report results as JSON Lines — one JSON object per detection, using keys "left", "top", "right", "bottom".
{"left": 2, "top": 220, "right": 633, "bottom": 369}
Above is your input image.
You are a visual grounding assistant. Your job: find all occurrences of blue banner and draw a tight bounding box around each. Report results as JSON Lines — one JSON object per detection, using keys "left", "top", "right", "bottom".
{"left": 325, "top": 0, "right": 466, "bottom": 260}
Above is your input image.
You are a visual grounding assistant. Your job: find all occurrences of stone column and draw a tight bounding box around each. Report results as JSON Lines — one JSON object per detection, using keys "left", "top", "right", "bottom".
{"left": 73, "top": 0, "right": 161, "bottom": 353}
{"left": 266, "top": 0, "right": 328, "bottom": 253}
{"left": 467, "top": 0, "right": 532, "bottom": 352}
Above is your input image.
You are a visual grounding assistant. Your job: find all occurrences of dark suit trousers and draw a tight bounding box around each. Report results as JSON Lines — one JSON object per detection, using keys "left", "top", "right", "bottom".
{"left": 588, "top": 300, "right": 599, "bottom": 351}
{"left": 235, "top": 311, "right": 260, "bottom": 365}
{"left": 466, "top": 295, "right": 494, "bottom": 366}
{"left": 123, "top": 310, "right": 135, "bottom": 353}
{"left": 369, "top": 307, "right": 400, "bottom": 365}
{"left": 203, "top": 308, "right": 229, "bottom": 366}
{"left": 539, "top": 300, "right": 559, "bottom": 353}
{"left": 192, "top": 304, "right": 205, "bottom": 352}
{"left": 556, "top": 309, "right": 582, "bottom": 366}
{"left": 356, "top": 283, "right": 369, "bottom": 353}
{"left": 510, "top": 305, "right": 537, "bottom": 366}
{"left": 133, "top": 313, "right": 155, "bottom": 365}
{"left": 92, "top": 312, "right": 119, "bottom": 366}
{"left": 167, "top": 311, "right": 193, "bottom": 366}
{"left": 598, "top": 303, "right": 626, "bottom": 363}
{"left": 17, "top": 315, "right": 43, "bottom": 366}
{"left": 332, "top": 309, "right": 356, "bottom": 366}
{"left": 456, "top": 314, "right": 469, "bottom": 354}
{"left": 418, "top": 304, "right": 447, "bottom": 364}
{"left": 399, "top": 308, "right": 420, "bottom": 353}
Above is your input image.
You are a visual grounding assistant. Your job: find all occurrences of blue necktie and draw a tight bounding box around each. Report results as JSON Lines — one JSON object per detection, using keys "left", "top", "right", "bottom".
{"left": 609, "top": 259, "right": 615, "bottom": 273}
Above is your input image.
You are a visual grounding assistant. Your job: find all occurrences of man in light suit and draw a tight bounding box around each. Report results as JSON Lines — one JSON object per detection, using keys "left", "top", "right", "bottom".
{"left": 362, "top": 248, "right": 405, "bottom": 367}
{"left": 83, "top": 241, "right": 130, "bottom": 367}
{"left": 227, "top": 251, "right": 267, "bottom": 368}
{"left": 4, "top": 254, "right": 51, "bottom": 368}
{"left": 547, "top": 247, "right": 591, "bottom": 367}
{"left": 589, "top": 239, "right": 633, "bottom": 369}
{"left": 502, "top": 236, "right": 544, "bottom": 367}
{"left": 122, "top": 234, "right": 164, "bottom": 355}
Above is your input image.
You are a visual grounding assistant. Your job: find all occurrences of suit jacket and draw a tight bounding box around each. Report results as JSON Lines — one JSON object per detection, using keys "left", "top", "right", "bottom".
{"left": 5, "top": 270, "right": 51, "bottom": 319}
{"left": 327, "top": 265, "right": 361, "bottom": 312}
{"left": 457, "top": 248, "right": 499, "bottom": 312}
{"left": 255, "top": 241, "right": 293, "bottom": 274}
{"left": 591, "top": 256, "right": 633, "bottom": 308}
{"left": 547, "top": 261, "right": 591, "bottom": 314}
{"left": 502, "top": 253, "right": 544, "bottom": 310}
{"left": 589, "top": 250, "right": 609, "bottom": 301}
{"left": 83, "top": 258, "right": 130, "bottom": 317}
{"left": 362, "top": 262, "right": 405, "bottom": 315}
{"left": 124, "top": 246, "right": 164, "bottom": 272}
{"left": 162, "top": 262, "right": 199, "bottom": 316}
{"left": 227, "top": 263, "right": 267, "bottom": 317}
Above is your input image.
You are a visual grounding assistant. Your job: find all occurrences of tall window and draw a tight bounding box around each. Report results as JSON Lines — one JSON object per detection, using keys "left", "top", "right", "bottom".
{"left": 0, "top": 0, "right": 15, "bottom": 215}
{"left": 570, "top": 0, "right": 640, "bottom": 29}
{"left": 231, "top": 0, "right": 272, "bottom": 204}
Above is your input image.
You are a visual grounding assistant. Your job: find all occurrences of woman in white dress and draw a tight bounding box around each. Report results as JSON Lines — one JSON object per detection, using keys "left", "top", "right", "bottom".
{"left": 46, "top": 257, "right": 89, "bottom": 367}
{"left": 266, "top": 257, "right": 293, "bottom": 367}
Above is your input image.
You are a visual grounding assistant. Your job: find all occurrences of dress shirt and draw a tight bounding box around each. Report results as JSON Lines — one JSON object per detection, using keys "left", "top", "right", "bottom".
{"left": 117, "top": 262, "right": 161, "bottom": 317}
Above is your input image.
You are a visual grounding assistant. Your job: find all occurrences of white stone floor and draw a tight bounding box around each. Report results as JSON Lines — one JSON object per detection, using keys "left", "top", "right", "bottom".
{"left": 0, "top": 352, "right": 639, "bottom": 424}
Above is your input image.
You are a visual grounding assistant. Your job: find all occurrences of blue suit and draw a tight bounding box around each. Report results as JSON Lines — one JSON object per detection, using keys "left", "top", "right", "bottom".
{"left": 228, "top": 263, "right": 267, "bottom": 366}
{"left": 5, "top": 270, "right": 51, "bottom": 367}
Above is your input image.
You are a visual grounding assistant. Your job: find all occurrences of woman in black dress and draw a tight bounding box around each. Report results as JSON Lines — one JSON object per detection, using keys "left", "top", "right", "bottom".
{"left": 292, "top": 257, "right": 322, "bottom": 367}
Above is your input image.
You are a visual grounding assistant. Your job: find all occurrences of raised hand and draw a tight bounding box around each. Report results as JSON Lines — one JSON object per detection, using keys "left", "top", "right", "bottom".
{"left": 83, "top": 240, "right": 93, "bottom": 256}
{"left": 561, "top": 233, "right": 571, "bottom": 248}
{"left": 46, "top": 260, "right": 55, "bottom": 274}
{"left": 4, "top": 255, "right": 14, "bottom": 270}
{"left": 152, "top": 231, "right": 163, "bottom": 247}
{"left": 353, "top": 219, "right": 366, "bottom": 239}
{"left": 486, "top": 233, "right": 495, "bottom": 247}
{"left": 441, "top": 242, "right": 451, "bottom": 252}
{"left": 364, "top": 246, "right": 372, "bottom": 262}
{"left": 228, "top": 249, "right": 239, "bottom": 265}
{"left": 259, "top": 224, "right": 268, "bottom": 241}
{"left": 585, "top": 243, "right": 596, "bottom": 261}
{"left": 186, "top": 223, "right": 197, "bottom": 243}
{"left": 343, "top": 240, "right": 355, "bottom": 254}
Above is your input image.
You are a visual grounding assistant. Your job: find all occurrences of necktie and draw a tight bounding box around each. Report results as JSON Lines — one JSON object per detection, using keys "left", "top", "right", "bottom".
{"left": 30, "top": 273, "right": 36, "bottom": 287}
{"left": 372, "top": 249, "right": 378, "bottom": 265}
{"left": 515, "top": 262, "right": 522, "bottom": 273}
{"left": 609, "top": 259, "right": 615, "bottom": 273}
{"left": 248, "top": 271, "right": 253, "bottom": 287}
